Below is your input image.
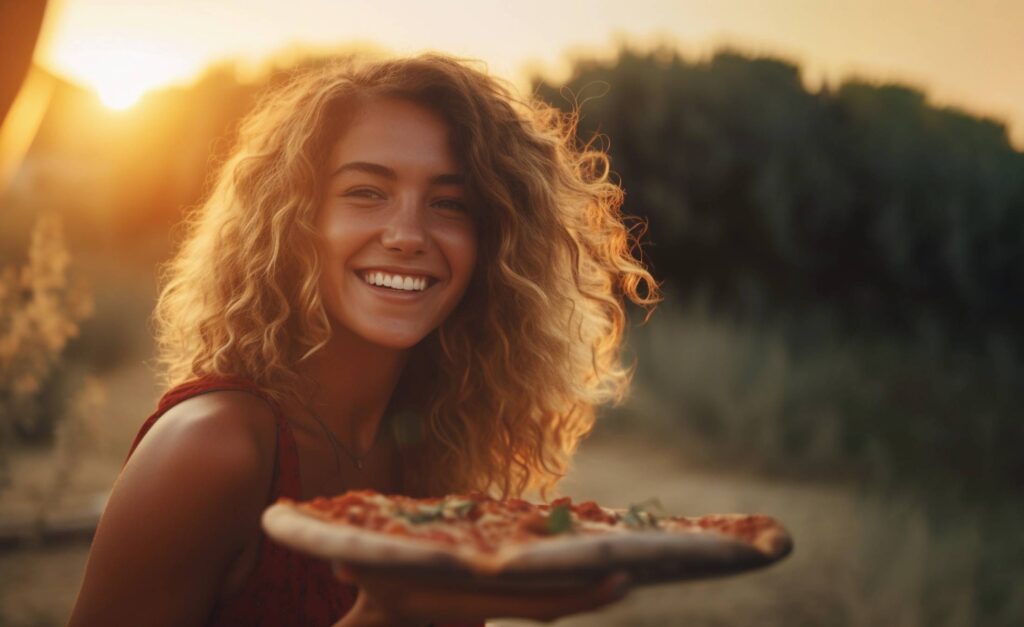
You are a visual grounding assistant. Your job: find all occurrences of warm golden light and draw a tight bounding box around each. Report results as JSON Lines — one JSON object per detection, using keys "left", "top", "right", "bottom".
{"left": 0, "top": 67, "right": 56, "bottom": 189}
{"left": 53, "top": 45, "right": 193, "bottom": 111}
{"left": 31, "top": 0, "right": 1024, "bottom": 147}
{"left": 94, "top": 83, "right": 143, "bottom": 110}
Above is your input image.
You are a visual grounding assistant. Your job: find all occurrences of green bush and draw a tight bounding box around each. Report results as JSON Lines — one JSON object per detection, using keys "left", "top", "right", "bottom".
{"left": 535, "top": 47, "right": 1024, "bottom": 353}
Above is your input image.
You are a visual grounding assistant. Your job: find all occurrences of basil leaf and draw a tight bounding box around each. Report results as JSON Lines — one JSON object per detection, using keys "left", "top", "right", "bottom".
{"left": 619, "top": 502, "right": 662, "bottom": 529}
{"left": 397, "top": 503, "right": 444, "bottom": 524}
{"left": 546, "top": 504, "right": 574, "bottom": 534}
{"left": 450, "top": 500, "right": 475, "bottom": 517}
{"left": 631, "top": 498, "right": 666, "bottom": 516}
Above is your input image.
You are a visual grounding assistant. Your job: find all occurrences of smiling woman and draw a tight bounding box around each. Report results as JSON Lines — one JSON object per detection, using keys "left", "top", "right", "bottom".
{"left": 67, "top": 54, "right": 659, "bottom": 627}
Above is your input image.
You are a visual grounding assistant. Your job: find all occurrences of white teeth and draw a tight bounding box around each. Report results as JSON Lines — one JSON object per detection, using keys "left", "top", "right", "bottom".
{"left": 361, "top": 271, "right": 430, "bottom": 292}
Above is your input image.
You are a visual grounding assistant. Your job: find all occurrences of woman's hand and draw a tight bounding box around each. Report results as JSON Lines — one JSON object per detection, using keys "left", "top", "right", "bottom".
{"left": 331, "top": 564, "right": 631, "bottom": 627}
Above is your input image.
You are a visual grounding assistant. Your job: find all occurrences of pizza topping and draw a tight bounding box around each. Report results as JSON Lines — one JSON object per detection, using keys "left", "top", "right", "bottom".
{"left": 516, "top": 504, "right": 575, "bottom": 536}
{"left": 517, "top": 511, "right": 548, "bottom": 535}
{"left": 505, "top": 498, "right": 535, "bottom": 513}
{"left": 397, "top": 504, "right": 445, "bottom": 525}
{"left": 285, "top": 490, "right": 788, "bottom": 559}
{"left": 669, "top": 513, "right": 783, "bottom": 547}
{"left": 618, "top": 504, "right": 660, "bottom": 529}
{"left": 572, "top": 501, "right": 617, "bottom": 524}
{"left": 545, "top": 504, "right": 574, "bottom": 534}
{"left": 447, "top": 499, "right": 477, "bottom": 519}
{"left": 394, "top": 497, "right": 478, "bottom": 524}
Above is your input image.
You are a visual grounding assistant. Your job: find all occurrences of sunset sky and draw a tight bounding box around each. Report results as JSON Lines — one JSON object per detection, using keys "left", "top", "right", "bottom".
{"left": 34, "top": 0, "right": 1024, "bottom": 147}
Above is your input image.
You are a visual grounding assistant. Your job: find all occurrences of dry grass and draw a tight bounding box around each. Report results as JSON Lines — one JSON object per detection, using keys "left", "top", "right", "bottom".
{"left": 618, "top": 297, "right": 1021, "bottom": 493}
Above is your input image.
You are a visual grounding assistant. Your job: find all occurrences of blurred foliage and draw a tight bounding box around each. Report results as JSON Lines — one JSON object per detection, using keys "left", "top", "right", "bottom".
{"left": 609, "top": 297, "right": 1023, "bottom": 496}
{"left": 0, "top": 213, "right": 92, "bottom": 485}
{"left": 533, "top": 47, "right": 1024, "bottom": 353}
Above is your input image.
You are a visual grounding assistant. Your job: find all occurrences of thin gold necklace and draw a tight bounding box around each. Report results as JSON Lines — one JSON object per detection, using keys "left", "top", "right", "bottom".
{"left": 309, "top": 411, "right": 366, "bottom": 471}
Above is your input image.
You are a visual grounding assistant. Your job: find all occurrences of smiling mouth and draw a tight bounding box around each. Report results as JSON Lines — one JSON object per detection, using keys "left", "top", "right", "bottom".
{"left": 359, "top": 270, "right": 437, "bottom": 293}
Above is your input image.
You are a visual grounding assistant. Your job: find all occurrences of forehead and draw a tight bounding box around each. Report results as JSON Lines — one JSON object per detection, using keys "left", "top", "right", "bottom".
{"left": 326, "top": 98, "right": 460, "bottom": 172}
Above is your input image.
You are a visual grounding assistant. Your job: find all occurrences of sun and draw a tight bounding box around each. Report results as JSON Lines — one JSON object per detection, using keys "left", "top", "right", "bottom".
{"left": 94, "top": 81, "right": 146, "bottom": 110}
{"left": 68, "top": 48, "right": 183, "bottom": 111}
{"left": 42, "top": 37, "right": 198, "bottom": 111}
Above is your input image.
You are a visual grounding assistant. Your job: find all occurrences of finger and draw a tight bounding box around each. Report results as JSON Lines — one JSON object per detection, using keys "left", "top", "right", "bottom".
{"left": 331, "top": 562, "right": 359, "bottom": 584}
{"left": 502, "top": 572, "right": 632, "bottom": 621}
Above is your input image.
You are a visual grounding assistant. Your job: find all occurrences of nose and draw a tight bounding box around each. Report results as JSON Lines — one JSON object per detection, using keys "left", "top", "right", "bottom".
{"left": 380, "top": 192, "right": 427, "bottom": 255}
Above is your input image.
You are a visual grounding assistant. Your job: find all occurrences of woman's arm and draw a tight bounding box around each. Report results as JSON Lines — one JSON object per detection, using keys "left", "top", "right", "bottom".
{"left": 68, "top": 393, "right": 278, "bottom": 627}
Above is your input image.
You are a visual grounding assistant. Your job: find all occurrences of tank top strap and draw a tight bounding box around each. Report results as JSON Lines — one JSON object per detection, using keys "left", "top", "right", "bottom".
{"left": 126, "top": 374, "right": 302, "bottom": 500}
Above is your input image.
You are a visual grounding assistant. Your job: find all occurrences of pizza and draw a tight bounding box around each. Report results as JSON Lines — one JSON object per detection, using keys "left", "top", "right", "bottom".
{"left": 262, "top": 490, "right": 791, "bottom": 588}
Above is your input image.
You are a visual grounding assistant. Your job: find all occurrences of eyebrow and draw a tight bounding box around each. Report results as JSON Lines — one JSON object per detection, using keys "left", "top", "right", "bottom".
{"left": 330, "top": 161, "right": 465, "bottom": 186}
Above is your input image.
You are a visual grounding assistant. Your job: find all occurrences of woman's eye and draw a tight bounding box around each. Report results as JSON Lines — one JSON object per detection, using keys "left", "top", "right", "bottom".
{"left": 343, "top": 188, "right": 384, "bottom": 200}
{"left": 433, "top": 198, "right": 468, "bottom": 213}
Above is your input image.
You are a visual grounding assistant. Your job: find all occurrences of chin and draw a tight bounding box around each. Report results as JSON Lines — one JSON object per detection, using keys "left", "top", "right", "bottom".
{"left": 358, "top": 325, "right": 433, "bottom": 351}
{"left": 371, "top": 334, "right": 425, "bottom": 350}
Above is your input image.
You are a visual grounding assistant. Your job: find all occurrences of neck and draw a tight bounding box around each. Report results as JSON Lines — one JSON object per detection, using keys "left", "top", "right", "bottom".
{"left": 296, "top": 323, "right": 410, "bottom": 453}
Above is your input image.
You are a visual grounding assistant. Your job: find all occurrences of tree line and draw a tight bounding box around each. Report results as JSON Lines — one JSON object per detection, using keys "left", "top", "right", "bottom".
{"left": 534, "top": 48, "right": 1024, "bottom": 354}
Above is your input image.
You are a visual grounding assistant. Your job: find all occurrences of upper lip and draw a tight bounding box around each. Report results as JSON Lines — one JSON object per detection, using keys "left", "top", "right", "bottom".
{"left": 355, "top": 266, "right": 442, "bottom": 281}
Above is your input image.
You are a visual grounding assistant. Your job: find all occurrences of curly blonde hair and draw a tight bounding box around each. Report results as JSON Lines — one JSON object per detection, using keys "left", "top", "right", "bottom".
{"left": 154, "top": 54, "right": 660, "bottom": 498}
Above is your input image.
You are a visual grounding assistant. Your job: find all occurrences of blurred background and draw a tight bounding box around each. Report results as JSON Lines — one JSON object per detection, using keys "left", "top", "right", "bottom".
{"left": 1, "top": 1, "right": 1022, "bottom": 625}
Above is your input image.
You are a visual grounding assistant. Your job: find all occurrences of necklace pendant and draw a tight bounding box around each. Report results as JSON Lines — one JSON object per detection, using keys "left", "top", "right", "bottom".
{"left": 356, "top": 459, "right": 364, "bottom": 470}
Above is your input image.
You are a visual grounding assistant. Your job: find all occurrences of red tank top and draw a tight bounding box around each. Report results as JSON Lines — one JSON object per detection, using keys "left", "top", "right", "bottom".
{"left": 126, "top": 375, "right": 481, "bottom": 627}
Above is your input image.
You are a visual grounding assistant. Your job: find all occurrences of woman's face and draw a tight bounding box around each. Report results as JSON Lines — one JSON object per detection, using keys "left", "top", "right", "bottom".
{"left": 317, "top": 97, "right": 478, "bottom": 350}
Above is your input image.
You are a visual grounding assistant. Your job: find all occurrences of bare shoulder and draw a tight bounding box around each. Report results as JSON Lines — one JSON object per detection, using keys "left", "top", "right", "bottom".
{"left": 132, "top": 389, "right": 280, "bottom": 471}
{"left": 67, "top": 390, "right": 281, "bottom": 627}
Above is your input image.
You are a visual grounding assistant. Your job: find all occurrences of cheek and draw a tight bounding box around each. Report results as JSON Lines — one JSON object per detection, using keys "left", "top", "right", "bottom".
{"left": 319, "top": 216, "right": 369, "bottom": 268}
{"left": 315, "top": 225, "right": 356, "bottom": 294}
{"left": 439, "top": 226, "right": 478, "bottom": 281}
{"left": 317, "top": 262, "right": 344, "bottom": 308}
{"left": 461, "top": 238, "right": 478, "bottom": 279}
{"left": 320, "top": 218, "right": 350, "bottom": 252}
